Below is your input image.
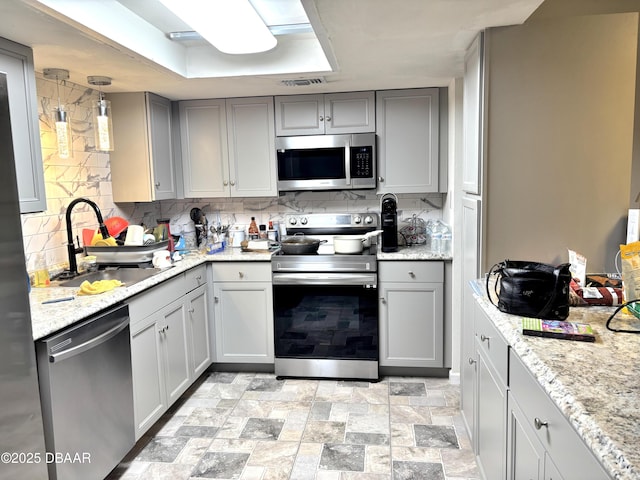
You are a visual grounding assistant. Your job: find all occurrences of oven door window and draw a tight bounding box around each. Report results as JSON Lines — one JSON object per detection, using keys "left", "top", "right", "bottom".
{"left": 273, "top": 284, "right": 378, "bottom": 360}
{"left": 277, "top": 148, "right": 346, "bottom": 180}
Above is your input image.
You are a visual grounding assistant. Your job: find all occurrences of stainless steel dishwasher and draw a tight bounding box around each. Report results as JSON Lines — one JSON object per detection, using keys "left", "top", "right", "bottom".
{"left": 36, "top": 304, "right": 134, "bottom": 480}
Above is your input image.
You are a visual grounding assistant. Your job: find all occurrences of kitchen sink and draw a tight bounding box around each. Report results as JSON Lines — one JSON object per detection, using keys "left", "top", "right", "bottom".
{"left": 57, "top": 267, "right": 166, "bottom": 288}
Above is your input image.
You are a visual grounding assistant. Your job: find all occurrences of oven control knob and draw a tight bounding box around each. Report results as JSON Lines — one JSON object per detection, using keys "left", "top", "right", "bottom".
{"left": 289, "top": 217, "right": 297, "bottom": 225}
{"left": 300, "top": 217, "right": 308, "bottom": 225}
{"left": 354, "top": 215, "right": 362, "bottom": 224}
{"left": 364, "top": 215, "right": 374, "bottom": 224}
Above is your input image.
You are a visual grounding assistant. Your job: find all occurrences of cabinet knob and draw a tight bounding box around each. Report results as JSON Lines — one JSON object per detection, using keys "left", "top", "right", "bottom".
{"left": 238, "top": 272, "right": 244, "bottom": 279}
{"left": 214, "top": 296, "right": 219, "bottom": 303}
{"left": 468, "top": 357, "right": 476, "bottom": 365}
{"left": 319, "top": 116, "right": 324, "bottom": 122}
{"left": 196, "top": 275, "right": 202, "bottom": 282}
{"left": 408, "top": 271, "right": 415, "bottom": 278}
{"left": 534, "top": 418, "right": 548, "bottom": 430}
{"left": 223, "top": 180, "right": 228, "bottom": 186}
{"left": 325, "top": 115, "right": 332, "bottom": 122}
{"left": 155, "top": 181, "right": 160, "bottom": 188}
{"left": 380, "top": 297, "right": 386, "bottom": 304}
{"left": 378, "top": 176, "right": 385, "bottom": 183}
{"left": 188, "top": 307, "right": 195, "bottom": 314}
{"left": 230, "top": 180, "right": 235, "bottom": 186}
{"left": 480, "top": 334, "right": 490, "bottom": 342}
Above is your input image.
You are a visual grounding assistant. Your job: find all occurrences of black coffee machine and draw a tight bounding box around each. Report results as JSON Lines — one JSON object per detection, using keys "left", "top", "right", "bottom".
{"left": 380, "top": 193, "right": 398, "bottom": 252}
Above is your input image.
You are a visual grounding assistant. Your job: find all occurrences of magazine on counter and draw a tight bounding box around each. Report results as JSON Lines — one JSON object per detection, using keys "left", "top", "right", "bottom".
{"left": 521, "top": 318, "right": 596, "bottom": 342}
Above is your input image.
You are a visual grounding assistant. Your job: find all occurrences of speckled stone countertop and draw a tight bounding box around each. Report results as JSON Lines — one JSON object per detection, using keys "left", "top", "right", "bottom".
{"left": 471, "top": 281, "right": 640, "bottom": 480}
{"left": 377, "top": 244, "right": 452, "bottom": 260}
{"left": 29, "top": 248, "right": 273, "bottom": 341}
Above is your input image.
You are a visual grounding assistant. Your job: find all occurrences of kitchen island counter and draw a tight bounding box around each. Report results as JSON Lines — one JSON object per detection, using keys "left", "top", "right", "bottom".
{"left": 29, "top": 248, "right": 274, "bottom": 341}
{"left": 473, "top": 283, "right": 640, "bottom": 480}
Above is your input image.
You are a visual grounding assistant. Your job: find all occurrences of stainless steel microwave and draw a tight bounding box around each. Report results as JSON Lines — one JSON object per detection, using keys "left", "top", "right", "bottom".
{"left": 276, "top": 133, "right": 376, "bottom": 192}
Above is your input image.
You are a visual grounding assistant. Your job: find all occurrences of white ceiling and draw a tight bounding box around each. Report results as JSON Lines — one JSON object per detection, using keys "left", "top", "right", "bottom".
{"left": 0, "top": 0, "right": 544, "bottom": 100}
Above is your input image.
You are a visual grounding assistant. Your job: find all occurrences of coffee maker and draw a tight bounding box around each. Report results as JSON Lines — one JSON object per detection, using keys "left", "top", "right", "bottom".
{"left": 380, "top": 193, "right": 398, "bottom": 252}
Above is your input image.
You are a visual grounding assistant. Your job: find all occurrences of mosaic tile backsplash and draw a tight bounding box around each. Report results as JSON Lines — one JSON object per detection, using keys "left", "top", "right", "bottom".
{"left": 21, "top": 75, "right": 445, "bottom": 276}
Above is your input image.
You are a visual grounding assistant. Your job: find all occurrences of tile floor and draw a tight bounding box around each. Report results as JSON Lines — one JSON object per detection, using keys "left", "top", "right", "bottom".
{"left": 108, "top": 372, "right": 480, "bottom": 480}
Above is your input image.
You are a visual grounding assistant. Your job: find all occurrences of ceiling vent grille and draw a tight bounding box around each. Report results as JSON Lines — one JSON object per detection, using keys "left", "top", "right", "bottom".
{"left": 281, "top": 77, "right": 326, "bottom": 87}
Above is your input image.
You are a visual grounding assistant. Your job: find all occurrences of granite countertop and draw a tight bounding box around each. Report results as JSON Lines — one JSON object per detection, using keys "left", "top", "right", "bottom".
{"left": 376, "top": 244, "right": 452, "bottom": 260}
{"left": 472, "top": 281, "right": 640, "bottom": 480}
{"left": 29, "top": 248, "right": 273, "bottom": 341}
{"left": 29, "top": 245, "right": 446, "bottom": 341}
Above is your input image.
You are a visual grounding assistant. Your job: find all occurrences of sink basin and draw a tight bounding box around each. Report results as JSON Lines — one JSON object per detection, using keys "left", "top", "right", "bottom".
{"left": 57, "top": 267, "right": 166, "bottom": 288}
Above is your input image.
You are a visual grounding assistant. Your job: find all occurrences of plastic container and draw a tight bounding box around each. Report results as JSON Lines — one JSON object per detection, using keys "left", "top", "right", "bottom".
{"left": 248, "top": 217, "right": 259, "bottom": 240}
{"left": 33, "top": 253, "right": 50, "bottom": 288}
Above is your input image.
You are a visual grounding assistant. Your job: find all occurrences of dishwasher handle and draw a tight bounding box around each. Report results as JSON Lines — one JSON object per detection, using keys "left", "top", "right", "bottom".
{"left": 49, "top": 318, "right": 129, "bottom": 363}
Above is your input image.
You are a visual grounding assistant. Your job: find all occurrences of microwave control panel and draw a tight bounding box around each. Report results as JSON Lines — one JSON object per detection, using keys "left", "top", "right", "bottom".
{"left": 350, "top": 146, "right": 374, "bottom": 178}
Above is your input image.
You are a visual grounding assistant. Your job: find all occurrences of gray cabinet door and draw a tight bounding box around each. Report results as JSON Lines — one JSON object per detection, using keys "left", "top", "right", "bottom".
{"left": 376, "top": 88, "right": 440, "bottom": 193}
{"left": 0, "top": 38, "right": 45, "bottom": 213}
{"left": 147, "top": 93, "right": 176, "bottom": 200}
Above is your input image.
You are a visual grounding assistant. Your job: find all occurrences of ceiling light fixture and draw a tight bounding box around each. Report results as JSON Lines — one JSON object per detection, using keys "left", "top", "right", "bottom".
{"left": 43, "top": 68, "right": 72, "bottom": 159}
{"left": 87, "top": 76, "right": 114, "bottom": 152}
{"left": 159, "top": 0, "right": 277, "bottom": 54}
{"left": 168, "top": 22, "right": 313, "bottom": 41}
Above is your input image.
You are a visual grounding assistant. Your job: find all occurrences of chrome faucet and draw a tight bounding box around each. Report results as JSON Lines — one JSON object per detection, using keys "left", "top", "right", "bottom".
{"left": 64, "top": 197, "right": 110, "bottom": 276}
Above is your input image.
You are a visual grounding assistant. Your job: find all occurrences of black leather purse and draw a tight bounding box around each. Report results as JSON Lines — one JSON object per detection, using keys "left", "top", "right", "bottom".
{"left": 486, "top": 260, "right": 572, "bottom": 320}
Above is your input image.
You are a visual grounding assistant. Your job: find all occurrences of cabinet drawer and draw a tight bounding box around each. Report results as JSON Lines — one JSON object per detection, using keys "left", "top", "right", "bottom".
{"left": 379, "top": 261, "right": 443, "bottom": 283}
{"left": 509, "top": 351, "right": 610, "bottom": 480}
{"left": 129, "top": 273, "right": 185, "bottom": 326}
{"left": 210, "top": 262, "right": 271, "bottom": 282}
{"left": 475, "top": 306, "right": 508, "bottom": 386}
{"left": 185, "top": 265, "right": 207, "bottom": 292}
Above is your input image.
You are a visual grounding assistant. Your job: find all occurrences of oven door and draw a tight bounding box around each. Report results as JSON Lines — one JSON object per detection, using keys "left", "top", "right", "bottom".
{"left": 272, "top": 272, "right": 378, "bottom": 379}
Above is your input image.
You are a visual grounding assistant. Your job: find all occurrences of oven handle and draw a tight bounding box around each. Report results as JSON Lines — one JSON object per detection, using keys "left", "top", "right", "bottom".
{"left": 272, "top": 273, "right": 377, "bottom": 286}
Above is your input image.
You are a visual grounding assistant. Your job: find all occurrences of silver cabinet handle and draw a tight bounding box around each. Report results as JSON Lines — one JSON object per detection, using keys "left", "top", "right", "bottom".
{"left": 380, "top": 297, "right": 386, "bottom": 304}
{"left": 214, "top": 296, "right": 219, "bottom": 303}
{"left": 325, "top": 115, "right": 331, "bottom": 121}
{"left": 238, "top": 272, "right": 244, "bottom": 279}
{"left": 408, "top": 271, "right": 415, "bottom": 278}
{"left": 468, "top": 358, "right": 476, "bottom": 365}
{"left": 188, "top": 307, "right": 195, "bottom": 314}
{"left": 480, "top": 334, "right": 490, "bottom": 342}
{"left": 195, "top": 275, "right": 202, "bottom": 282}
{"left": 223, "top": 180, "right": 228, "bottom": 186}
{"left": 534, "top": 418, "right": 548, "bottom": 430}
{"left": 230, "top": 180, "right": 235, "bottom": 186}
{"left": 319, "top": 115, "right": 324, "bottom": 121}
{"left": 155, "top": 181, "right": 160, "bottom": 188}
{"left": 378, "top": 176, "right": 384, "bottom": 183}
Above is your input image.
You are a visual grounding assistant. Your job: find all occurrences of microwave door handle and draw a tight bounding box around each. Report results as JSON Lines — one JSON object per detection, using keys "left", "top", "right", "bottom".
{"left": 345, "top": 144, "right": 351, "bottom": 186}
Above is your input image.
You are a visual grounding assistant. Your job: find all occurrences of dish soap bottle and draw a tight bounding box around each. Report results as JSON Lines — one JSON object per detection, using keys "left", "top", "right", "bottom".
{"left": 248, "top": 217, "right": 259, "bottom": 240}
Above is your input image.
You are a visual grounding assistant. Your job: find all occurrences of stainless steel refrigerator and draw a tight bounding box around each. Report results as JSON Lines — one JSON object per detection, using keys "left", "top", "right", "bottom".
{"left": 0, "top": 71, "right": 48, "bottom": 479}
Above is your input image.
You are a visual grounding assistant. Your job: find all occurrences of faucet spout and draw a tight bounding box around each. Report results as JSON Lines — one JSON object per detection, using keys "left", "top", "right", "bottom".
{"left": 65, "top": 197, "right": 110, "bottom": 276}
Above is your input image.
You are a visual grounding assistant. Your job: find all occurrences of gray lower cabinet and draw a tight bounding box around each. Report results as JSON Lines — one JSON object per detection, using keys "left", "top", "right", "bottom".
{"left": 129, "top": 265, "right": 209, "bottom": 440}
{"left": 474, "top": 303, "right": 508, "bottom": 480}
{"left": 466, "top": 289, "right": 612, "bottom": 480}
{"left": 211, "top": 262, "right": 274, "bottom": 363}
{"left": 508, "top": 351, "right": 609, "bottom": 480}
{"left": 378, "top": 261, "right": 444, "bottom": 367}
{"left": 0, "top": 37, "right": 45, "bottom": 213}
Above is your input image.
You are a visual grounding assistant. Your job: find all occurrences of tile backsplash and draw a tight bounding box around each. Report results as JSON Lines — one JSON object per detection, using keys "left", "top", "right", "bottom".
{"left": 21, "top": 76, "right": 445, "bottom": 275}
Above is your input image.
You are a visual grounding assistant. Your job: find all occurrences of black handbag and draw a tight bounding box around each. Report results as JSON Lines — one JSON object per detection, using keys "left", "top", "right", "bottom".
{"left": 486, "top": 260, "right": 572, "bottom": 320}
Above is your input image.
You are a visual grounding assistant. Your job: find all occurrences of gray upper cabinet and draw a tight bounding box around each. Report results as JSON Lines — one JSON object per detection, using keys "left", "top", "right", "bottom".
{"left": 108, "top": 92, "right": 177, "bottom": 202}
{"left": 376, "top": 88, "right": 440, "bottom": 194}
{"left": 0, "top": 38, "right": 46, "bottom": 213}
{"left": 275, "top": 91, "right": 375, "bottom": 136}
{"left": 462, "top": 33, "right": 484, "bottom": 195}
{"left": 179, "top": 97, "right": 276, "bottom": 198}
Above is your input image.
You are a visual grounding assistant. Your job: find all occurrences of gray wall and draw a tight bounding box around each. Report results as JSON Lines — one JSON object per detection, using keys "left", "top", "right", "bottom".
{"left": 483, "top": 12, "right": 638, "bottom": 272}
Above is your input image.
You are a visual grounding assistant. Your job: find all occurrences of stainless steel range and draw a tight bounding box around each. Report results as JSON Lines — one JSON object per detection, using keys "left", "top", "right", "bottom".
{"left": 272, "top": 212, "right": 380, "bottom": 380}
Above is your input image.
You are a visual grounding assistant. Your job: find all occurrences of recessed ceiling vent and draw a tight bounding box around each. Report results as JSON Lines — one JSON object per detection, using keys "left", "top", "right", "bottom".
{"left": 281, "top": 77, "right": 326, "bottom": 87}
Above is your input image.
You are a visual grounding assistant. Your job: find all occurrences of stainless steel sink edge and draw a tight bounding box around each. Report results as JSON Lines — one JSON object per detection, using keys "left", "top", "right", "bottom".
{"left": 55, "top": 267, "right": 166, "bottom": 288}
